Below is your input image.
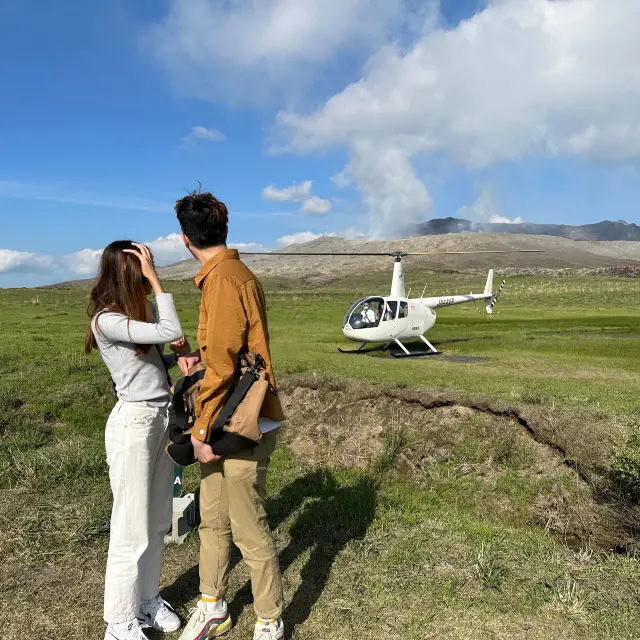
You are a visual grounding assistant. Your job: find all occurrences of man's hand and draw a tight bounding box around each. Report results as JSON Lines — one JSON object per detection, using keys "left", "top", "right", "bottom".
{"left": 191, "top": 435, "right": 221, "bottom": 464}
{"left": 170, "top": 336, "right": 192, "bottom": 357}
{"left": 177, "top": 350, "right": 201, "bottom": 376}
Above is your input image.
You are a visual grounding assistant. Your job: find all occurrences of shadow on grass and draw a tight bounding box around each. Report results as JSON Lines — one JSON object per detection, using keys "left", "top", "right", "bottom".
{"left": 164, "top": 470, "right": 377, "bottom": 638}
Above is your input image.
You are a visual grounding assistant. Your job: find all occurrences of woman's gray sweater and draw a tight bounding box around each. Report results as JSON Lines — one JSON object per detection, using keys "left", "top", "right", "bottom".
{"left": 92, "top": 293, "right": 183, "bottom": 406}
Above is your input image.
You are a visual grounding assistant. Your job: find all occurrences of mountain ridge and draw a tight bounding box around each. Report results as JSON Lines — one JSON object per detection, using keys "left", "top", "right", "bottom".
{"left": 413, "top": 218, "right": 640, "bottom": 241}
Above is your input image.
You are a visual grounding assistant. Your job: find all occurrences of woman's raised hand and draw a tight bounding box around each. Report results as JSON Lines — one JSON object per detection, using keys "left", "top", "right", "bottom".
{"left": 123, "top": 242, "right": 159, "bottom": 282}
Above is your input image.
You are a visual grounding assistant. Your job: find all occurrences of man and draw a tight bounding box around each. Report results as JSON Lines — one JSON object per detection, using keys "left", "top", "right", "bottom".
{"left": 384, "top": 301, "right": 397, "bottom": 321}
{"left": 174, "top": 190, "right": 285, "bottom": 640}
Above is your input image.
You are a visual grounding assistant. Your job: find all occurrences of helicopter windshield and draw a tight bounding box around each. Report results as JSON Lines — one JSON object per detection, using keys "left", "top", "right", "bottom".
{"left": 344, "top": 297, "right": 385, "bottom": 329}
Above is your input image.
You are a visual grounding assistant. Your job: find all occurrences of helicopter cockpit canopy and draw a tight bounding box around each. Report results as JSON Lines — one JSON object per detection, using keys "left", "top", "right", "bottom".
{"left": 344, "top": 297, "right": 410, "bottom": 330}
{"left": 344, "top": 297, "right": 385, "bottom": 329}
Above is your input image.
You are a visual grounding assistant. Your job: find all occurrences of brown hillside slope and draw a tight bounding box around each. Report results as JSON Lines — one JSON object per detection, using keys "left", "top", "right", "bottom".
{"left": 156, "top": 233, "right": 640, "bottom": 282}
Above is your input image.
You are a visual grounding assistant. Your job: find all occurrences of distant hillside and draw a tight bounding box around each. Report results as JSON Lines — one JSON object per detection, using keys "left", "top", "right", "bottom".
{"left": 42, "top": 232, "right": 640, "bottom": 289}
{"left": 414, "top": 218, "right": 640, "bottom": 241}
{"left": 154, "top": 233, "right": 640, "bottom": 284}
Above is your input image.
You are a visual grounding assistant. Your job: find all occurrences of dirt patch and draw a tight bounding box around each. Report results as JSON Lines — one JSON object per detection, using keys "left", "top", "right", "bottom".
{"left": 278, "top": 376, "right": 609, "bottom": 482}
{"left": 279, "top": 383, "right": 566, "bottom": 480}
{"left": 280, "top": 386, "right": 386, "bottom": 469}
{"left": 278, "top": 375, "right": 640, "bottom": 552}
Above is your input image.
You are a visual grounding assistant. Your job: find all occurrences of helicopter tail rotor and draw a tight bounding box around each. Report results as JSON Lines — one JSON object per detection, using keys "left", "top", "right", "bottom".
{"left": 488, "top": 278, "right": 507, "bottom": 313}
{"left": 477, "top": 269, "right": 506, "bottom": 315}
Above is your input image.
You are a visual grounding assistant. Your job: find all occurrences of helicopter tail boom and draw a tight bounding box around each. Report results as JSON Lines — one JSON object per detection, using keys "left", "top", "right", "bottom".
{"left": 484, "top": 269, "right": 494, "bottom": 296}
{"left": 421, "top": 269, "right": 498, "bottom": 313}
{"left": 484, "top": 269, "right": 494, "bottom": 314}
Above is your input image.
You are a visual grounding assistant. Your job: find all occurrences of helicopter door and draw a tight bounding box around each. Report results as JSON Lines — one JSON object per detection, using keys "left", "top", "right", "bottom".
{"left": 395, "top": 301, "right": 410, "bottom": 334}
{"left": 381, "top": 300, "right": 398, "bottom": 323}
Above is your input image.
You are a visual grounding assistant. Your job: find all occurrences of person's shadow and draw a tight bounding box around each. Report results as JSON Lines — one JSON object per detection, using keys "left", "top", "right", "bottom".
{"left": 164, "top": 470, "right": 377, "bottom": 639}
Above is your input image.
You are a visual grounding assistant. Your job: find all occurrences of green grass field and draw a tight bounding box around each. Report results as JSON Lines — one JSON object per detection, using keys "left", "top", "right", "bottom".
{"left": 1, "top": 271, "right": 639, "bottom": 639}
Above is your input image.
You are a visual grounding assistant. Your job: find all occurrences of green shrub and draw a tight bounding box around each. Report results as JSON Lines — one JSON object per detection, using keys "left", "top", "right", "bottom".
{"left": 611, "top": 426, "right": 640, "bottom": 498}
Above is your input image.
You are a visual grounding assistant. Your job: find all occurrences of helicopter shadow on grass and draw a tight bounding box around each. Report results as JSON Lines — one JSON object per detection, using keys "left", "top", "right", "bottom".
{"left": 163, "top": 470, "right": 377, "bottom": 640}
{"left": 429, "top": 337, "right": 473, "bottom": 346}
{"left": 362, "top": 339, "right": 491, "bottom": 362}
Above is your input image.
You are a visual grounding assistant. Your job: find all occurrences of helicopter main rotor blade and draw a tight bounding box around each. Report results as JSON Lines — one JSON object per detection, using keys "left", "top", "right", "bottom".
{"left": 403, "top": 250, "right": 545, "bottom": 255}
{"left": 237, "top": 249, "right": 545, "bottom": 256}
{"left": 238, "top": 252, "right": 399, "bottom": 256}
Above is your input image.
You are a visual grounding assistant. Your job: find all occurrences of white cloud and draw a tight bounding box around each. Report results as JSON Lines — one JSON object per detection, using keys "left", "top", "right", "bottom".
{"left": 229, "top": 242, "right": 269, "bottom": 253}
{"left": 457, "top": 188, "right": 524, "bottom": 225}
{"left": 63, "top": 248, "right": 103, "bottom": 276}
{"left": 300, "top": 196, "right": 332, "bottom": 215}
{"left": 61, "top": 234, "right": 191, "bottom": 277}
{"left": 0, "top": 249, "right": 55, "bottom": 274}
{"left": 262, "top": 180, "right": 313, "bottom": 202}
{"left": 262, "top": 180, "right": 332, "bottom": 215}
{"left": 4, "top": 233, "right": 271, "bottom": 283}
{"left": 146, "top": 233, "right": 192, "bottom": 264}
{"left": 277, "top": 0, "right": 640, "bottom": 236}
{"left": 192, "top": 126, "right": 225, "bottom": 141}
{"left": 147, "top": 0, "right": 406, "bottom": 103}
{"left": 331, "top": 169, "right": 352, "bottom": 188}
{"left": 180, "top": 125, "right": 225, "bottom": 147}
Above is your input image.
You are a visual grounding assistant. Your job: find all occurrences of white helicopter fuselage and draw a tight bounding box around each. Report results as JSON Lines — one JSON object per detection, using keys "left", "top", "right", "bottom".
{"left": 342, "top": 297, "right": 435, "bottom": 343}
{"left": 342, "top": 293, "right": 493, "bottom": 344}
{"left": 342, "top": 259, "right": 499, "bottom": 346}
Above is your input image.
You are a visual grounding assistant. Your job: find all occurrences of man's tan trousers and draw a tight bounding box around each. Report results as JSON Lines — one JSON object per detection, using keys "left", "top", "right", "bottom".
{"left": 198, "top": 430, "right": 283, "bottom": 620}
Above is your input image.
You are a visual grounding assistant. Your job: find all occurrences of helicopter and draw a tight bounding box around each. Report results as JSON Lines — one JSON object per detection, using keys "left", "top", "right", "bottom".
{"left": 341, "top": 251, "right": 509, "bottom": 357}
{"left": 242, "top": 247, "right": 543, "bottom": 357}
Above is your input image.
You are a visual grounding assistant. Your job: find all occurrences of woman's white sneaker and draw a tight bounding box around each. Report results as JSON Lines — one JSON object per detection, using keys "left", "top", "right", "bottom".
{"left": 104, "top": 618, "right": 148, "bottom": 640}
{"left": 138, "top": 595, "right": 181, "bottom": 633}
{"left": 179, "top": 598, "right": 232, "bottom": 640}
{"left": 253, "top": 618, "right": 284, "bottom": 640}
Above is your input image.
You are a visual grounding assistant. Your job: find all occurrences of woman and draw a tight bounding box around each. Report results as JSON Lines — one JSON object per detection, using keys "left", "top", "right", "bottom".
{"left": 86, "top": 241, "right": 188, "bottom": 640}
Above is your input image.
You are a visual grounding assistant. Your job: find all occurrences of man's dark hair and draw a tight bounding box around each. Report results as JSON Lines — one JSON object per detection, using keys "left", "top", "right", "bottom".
{"left": 175, "top": 189, "right": 229, "bottom": 249}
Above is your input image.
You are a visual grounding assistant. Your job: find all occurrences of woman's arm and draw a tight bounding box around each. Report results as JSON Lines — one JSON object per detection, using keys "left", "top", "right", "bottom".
{"left": 95, "top": 293, "right": 183, "bottom": 345}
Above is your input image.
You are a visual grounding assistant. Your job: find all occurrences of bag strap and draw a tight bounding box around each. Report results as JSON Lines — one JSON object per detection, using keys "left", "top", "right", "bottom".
{"left": 155, "top": 344, "right": 172, "bottom": 387}
{"left": 211, "top": 354, "right": 265, "bottom": 431}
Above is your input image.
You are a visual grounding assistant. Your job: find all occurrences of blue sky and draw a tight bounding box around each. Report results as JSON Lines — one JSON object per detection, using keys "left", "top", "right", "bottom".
{"left": 1, "top": 0, "right": 638, "bottom": 287}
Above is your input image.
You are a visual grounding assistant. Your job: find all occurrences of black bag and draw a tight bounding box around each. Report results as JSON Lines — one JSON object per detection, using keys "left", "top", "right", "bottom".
{"left": 166, "top": 354, "right": 267, "bottom": 467}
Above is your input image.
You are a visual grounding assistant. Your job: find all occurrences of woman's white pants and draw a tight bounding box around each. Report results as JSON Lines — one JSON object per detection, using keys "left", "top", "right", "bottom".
{"left": 103, "top": 400, "right": 173, "bottom": 623}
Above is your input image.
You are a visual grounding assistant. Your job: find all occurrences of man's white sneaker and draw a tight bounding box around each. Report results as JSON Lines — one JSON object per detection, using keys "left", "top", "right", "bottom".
{"left": 253, "top": 618, "right": 284, "bottom": 640}
{"left": 104, "top": 618, "right": 148, "bottom": 640}
{"left": 179, "top": 599, "right": 232, "bottom": 640}
{"left": 138, "top": 595, "right": 181, "bottom": 633}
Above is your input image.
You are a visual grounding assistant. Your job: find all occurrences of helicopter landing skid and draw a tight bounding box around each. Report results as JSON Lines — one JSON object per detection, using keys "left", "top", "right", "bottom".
{"left": 389, "top": 348, "right": 442, "bottom": 358}
{"left": 389, "top": 337, "right": 441, "bottom": 358}
{"left": 339, "top": 337, "right": 441, "bottom": 357}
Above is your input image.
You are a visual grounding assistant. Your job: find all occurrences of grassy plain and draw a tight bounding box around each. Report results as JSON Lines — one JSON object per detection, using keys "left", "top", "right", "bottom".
{"left": 0, "top": 270, "right": 639, "bottom": 639}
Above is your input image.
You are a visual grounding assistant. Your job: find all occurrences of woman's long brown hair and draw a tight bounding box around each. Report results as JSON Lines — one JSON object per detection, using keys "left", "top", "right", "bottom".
{"left": 85, "top": 240, "right": 152, "bottom": 356}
